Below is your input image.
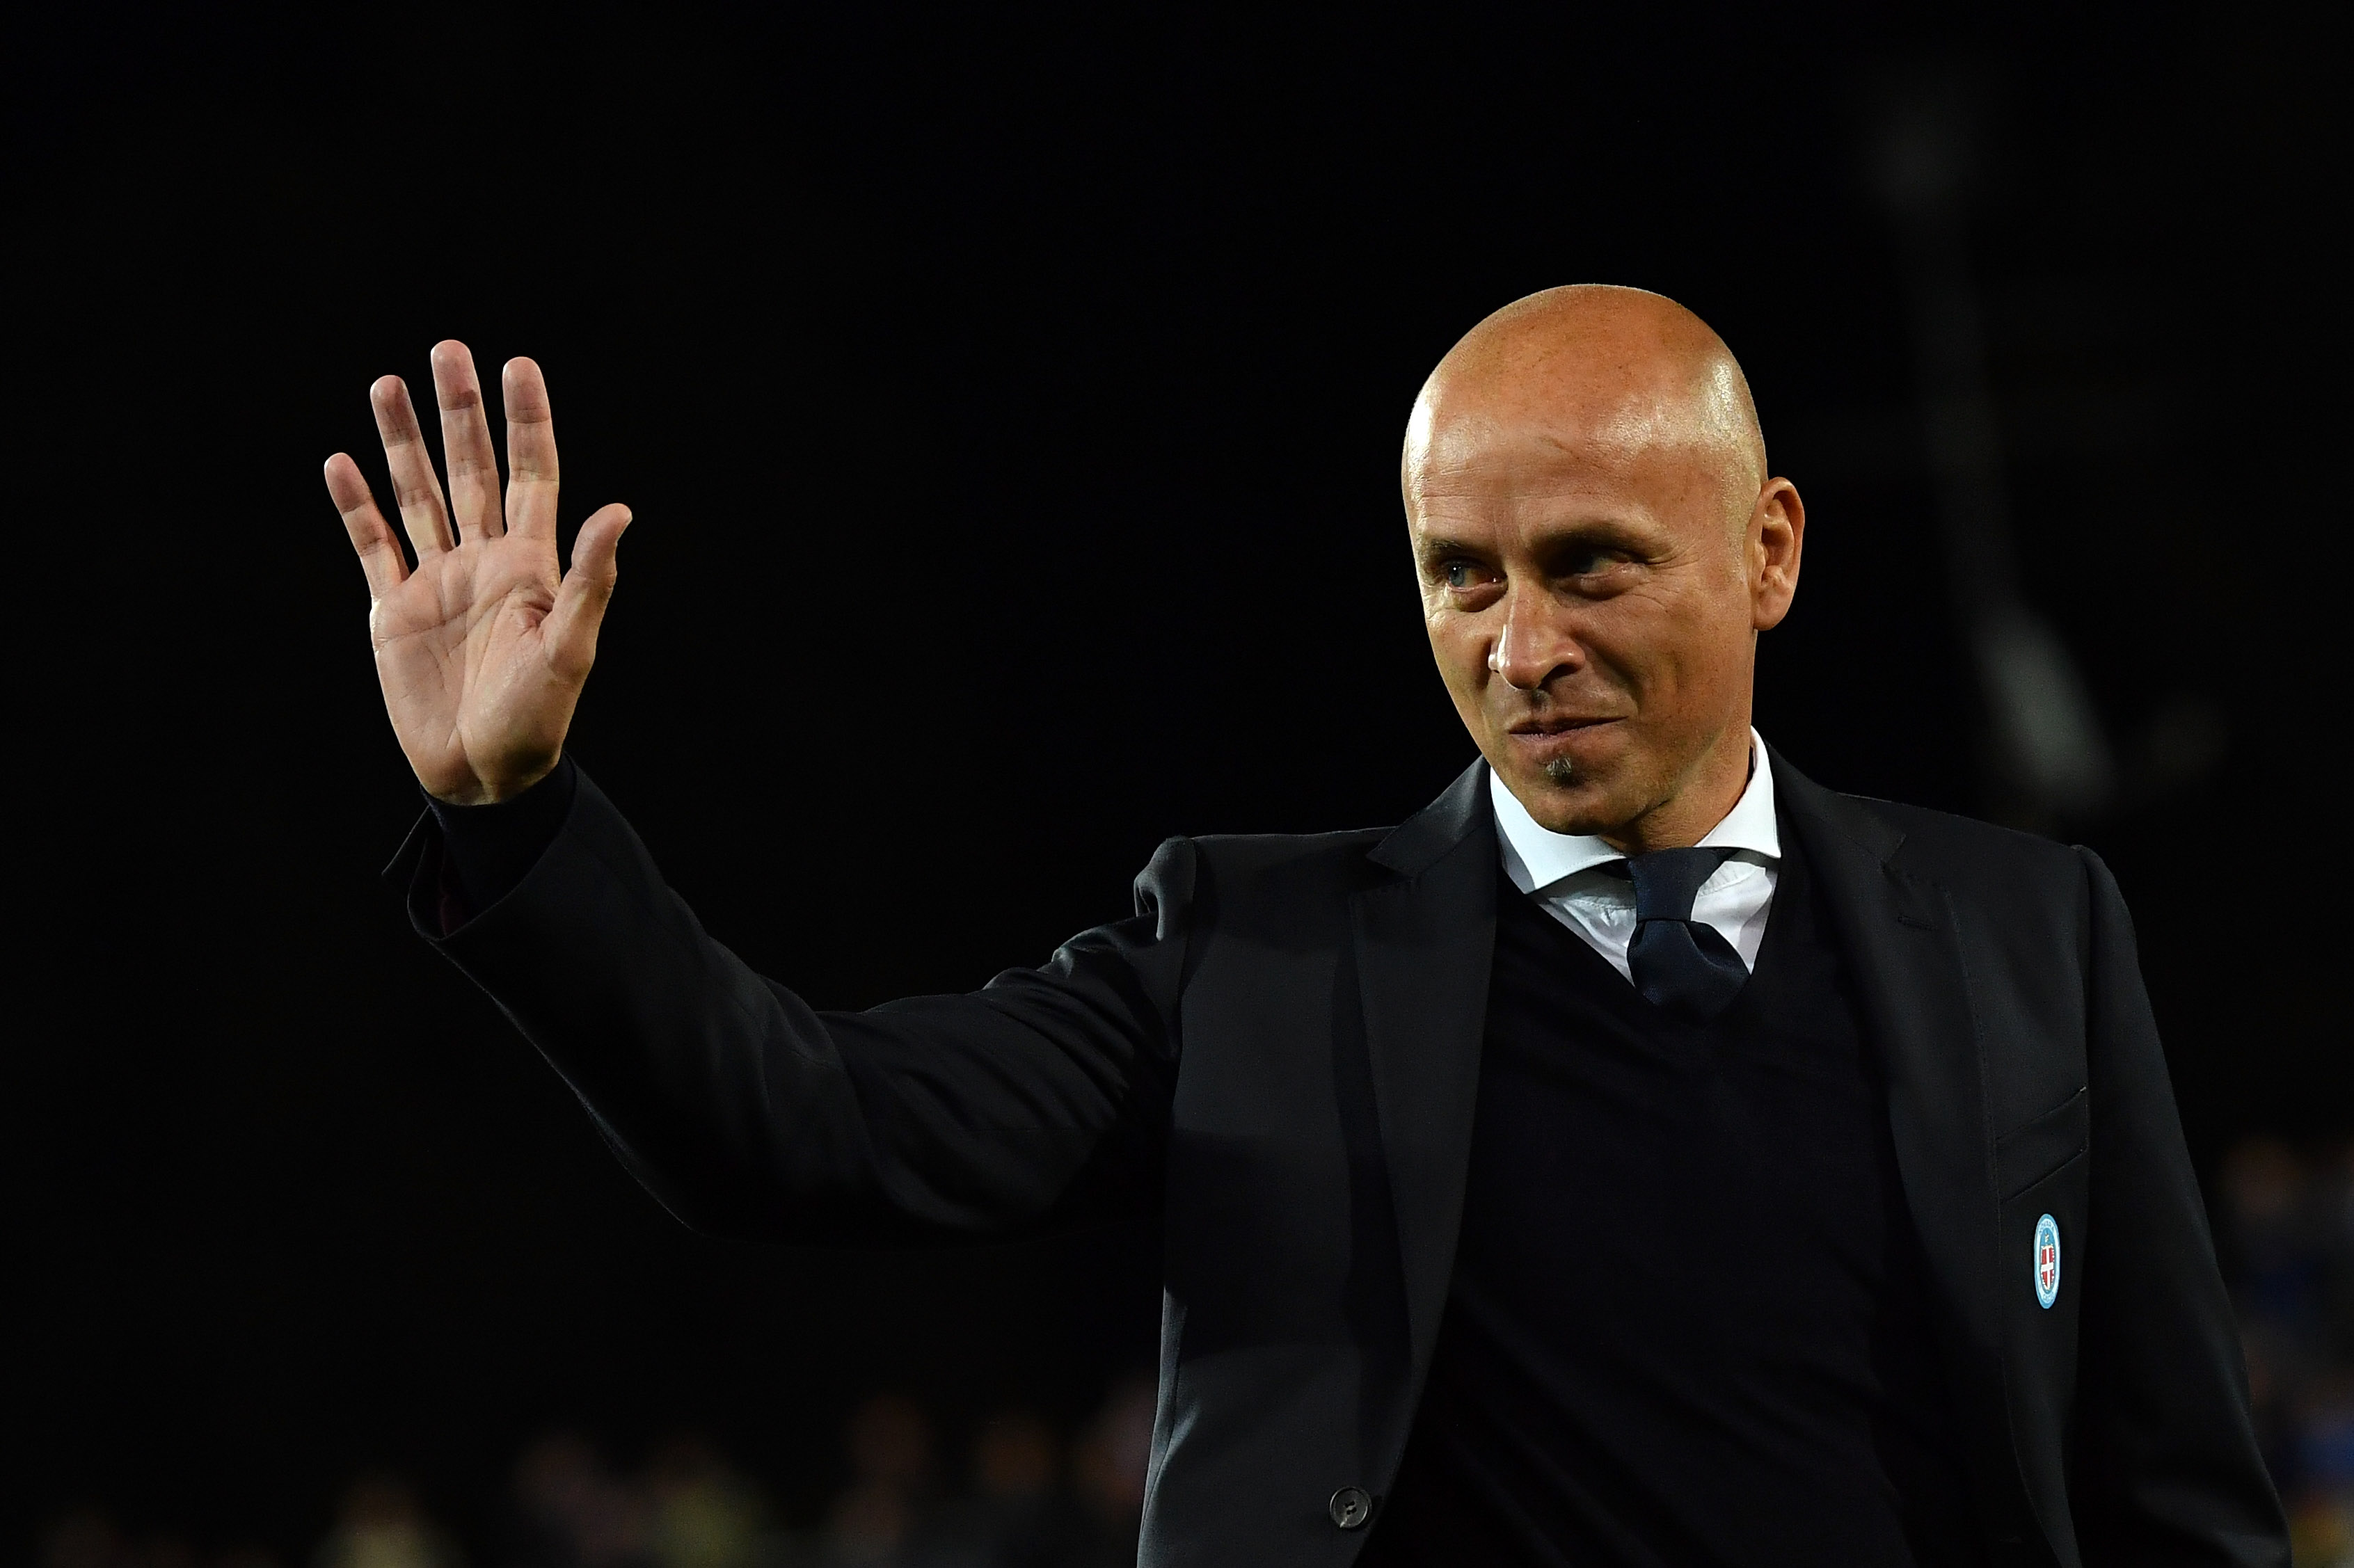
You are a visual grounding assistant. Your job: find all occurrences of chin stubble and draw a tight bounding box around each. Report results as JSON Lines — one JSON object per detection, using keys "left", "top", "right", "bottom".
{"left": 1541, "top": 756, "right": 1580, "bottom": 787}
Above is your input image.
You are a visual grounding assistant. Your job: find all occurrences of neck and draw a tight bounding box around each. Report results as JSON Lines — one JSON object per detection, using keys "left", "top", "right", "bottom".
{"left": 1598, "top": 723, "right": 1754, "bottom": 856}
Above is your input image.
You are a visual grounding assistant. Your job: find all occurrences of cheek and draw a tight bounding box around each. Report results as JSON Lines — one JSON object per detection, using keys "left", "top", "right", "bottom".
{"left": 1573, "top": 597, "right": 1666, "bottom": 685}
{"left": 1583, "top": 590, "right": 1729, "bottom": 702}
{"left": 1426, "top": 617, "right": 1491, "bottom": 699}
{"left": 1634, "top": 598, "right": 1750, "bottom": 706}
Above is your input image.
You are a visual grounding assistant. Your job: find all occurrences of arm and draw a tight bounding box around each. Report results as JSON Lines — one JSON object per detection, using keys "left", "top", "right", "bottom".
{"left": 2069, "top": 849, "right": 2287, "bottom": 1565}
{"left": 400, "top": 771, "right": 1187, "bottom": 1242}
{"left": 332, "top": 344, "right": 1181, "bottom": 1242}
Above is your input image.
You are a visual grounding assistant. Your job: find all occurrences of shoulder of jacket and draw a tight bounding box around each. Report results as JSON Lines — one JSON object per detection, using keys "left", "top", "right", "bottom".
{"left": 1846, "top": 793, "right": 2086, "bottom": 889}
{"left": 1158, "top": 824, "right": 1393, "bottom": 885}
{"left": 1180, "top": 826, "right": 1397, "bottom": 874}
{"left": 1126, "top": 826, "right": 1399, "bottom": 937}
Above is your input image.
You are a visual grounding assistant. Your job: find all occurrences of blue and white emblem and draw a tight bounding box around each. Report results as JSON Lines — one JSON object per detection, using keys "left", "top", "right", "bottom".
{"left": 2033, "top": 1213, "right": 2061, "bottom": 1309}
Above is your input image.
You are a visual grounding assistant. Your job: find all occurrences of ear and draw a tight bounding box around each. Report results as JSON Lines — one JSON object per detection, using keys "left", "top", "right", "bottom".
{"left": 1749, "top": 478, "right": 1804, "bottom": 631}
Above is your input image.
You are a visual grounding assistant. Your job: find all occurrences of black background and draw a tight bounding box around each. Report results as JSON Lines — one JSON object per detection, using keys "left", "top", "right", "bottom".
{"left": 11, "top": 3, "right": 2344, "bottom": 1553}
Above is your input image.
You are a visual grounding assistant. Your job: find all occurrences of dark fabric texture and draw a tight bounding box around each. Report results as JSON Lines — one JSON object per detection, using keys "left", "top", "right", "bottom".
{"left": 1625, "top": 844, "right": 1749, "bottom": 1018}
{"left": 1361, "top": 835, "right": 1979, "bottom": 1567}
{"left": 390, "top": 751, "right": 2287, "bottom": 1568}
{"left": 422, "top": 753, "right": 578, "bottom": 929}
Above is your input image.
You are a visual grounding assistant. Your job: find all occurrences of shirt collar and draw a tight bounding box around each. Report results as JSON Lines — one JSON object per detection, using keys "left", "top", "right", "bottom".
{"left": 1489, "top": 729, "right": 1782, "bottom": 897}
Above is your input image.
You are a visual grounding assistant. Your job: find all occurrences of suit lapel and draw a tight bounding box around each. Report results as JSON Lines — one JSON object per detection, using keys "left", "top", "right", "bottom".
{"left": 1354, "top": 760, "right": 1499, "bottom": 1392}
{"left": 1773, "top": 752, "right": 2030, "bottom": 1537}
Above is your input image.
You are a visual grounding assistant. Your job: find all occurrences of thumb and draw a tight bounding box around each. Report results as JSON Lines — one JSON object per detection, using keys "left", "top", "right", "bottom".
{"left": 546, "top": 504, "right": 632, "bottom": 682}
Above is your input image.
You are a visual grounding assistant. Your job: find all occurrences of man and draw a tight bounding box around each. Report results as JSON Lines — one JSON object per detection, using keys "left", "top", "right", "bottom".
{"left": 326, "top": 287, "right": 2285, "bottom": 1566}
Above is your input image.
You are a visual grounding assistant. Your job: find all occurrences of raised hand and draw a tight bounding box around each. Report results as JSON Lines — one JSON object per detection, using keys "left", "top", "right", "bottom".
{"left": 326, "top": 342, "right": 631, "bottom": 804}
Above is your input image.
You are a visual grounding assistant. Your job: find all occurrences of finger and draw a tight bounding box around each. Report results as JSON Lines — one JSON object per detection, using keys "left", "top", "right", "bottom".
{"left": 545, "top": 504, "right": 632, "bottom": 683}
{"left": 324, "top": 452, "right": 411, "bottom": 599}
{"left": 430, "top": 339, "right": 504, "bottom": 543}
{"left": 369, "top": 375, "right": 456, "bottom": 558}
{"left": 502, "top": 357, "right": 560, "bottom": 543}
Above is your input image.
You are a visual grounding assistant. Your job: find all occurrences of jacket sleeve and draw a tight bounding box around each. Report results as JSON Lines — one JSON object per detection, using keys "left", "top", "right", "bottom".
{"left": 395, "top": 767, "right": 1192, "bottom": 1245}
{"left": 2069, "top": 848, "right": 2287, "bottom": 1565}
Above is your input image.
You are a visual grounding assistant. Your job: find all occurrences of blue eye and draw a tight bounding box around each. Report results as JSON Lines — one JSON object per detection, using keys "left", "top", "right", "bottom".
{"left": 1445, "top": 561, "right": 1483, "bottom": 589}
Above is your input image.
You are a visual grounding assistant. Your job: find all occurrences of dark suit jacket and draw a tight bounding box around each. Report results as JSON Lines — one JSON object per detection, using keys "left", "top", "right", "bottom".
{"left": 404, "top": 749, "right": 2286, "bottom": 1567}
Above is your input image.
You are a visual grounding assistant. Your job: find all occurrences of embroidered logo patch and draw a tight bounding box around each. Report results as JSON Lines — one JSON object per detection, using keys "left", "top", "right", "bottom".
{"left": 2033, "top": 1213, "right": 2061, "bottom": 1309}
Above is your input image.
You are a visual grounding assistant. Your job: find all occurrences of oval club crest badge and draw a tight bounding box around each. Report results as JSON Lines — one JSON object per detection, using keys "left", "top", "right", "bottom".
{"left": 2033, "top": 1213, "right": 2061, "bottom": 1309}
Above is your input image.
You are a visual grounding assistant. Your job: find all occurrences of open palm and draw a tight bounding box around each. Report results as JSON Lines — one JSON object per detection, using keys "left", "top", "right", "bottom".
{"left": 326, "top": 342, "right": 631, "bottom": 804}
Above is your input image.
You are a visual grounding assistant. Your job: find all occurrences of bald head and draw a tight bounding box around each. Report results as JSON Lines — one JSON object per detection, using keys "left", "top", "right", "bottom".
{"left": 1405, "top": 285, "right": 1804, "bottom": 850}
{"left": 1404, "top": 285, "right": 1767, "bottom": 531}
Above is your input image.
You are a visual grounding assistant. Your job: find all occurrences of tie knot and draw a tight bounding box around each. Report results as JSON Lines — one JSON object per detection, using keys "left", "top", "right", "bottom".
{"left": 1627, "top": 846, "right": 1736, "bottom": 923}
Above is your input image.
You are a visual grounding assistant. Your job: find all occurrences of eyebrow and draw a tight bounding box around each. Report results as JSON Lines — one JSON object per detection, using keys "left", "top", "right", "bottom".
{"left": 1414, "top": 535, "right": 1490, "bottom": 564}
{"left": 1415, "top": 515, "right": 1655, "bottom": 568}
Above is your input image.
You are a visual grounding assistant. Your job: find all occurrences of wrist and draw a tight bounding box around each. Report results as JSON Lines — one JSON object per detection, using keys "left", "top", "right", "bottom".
{"left": 425, "top": 754, "right": 561, "bottom": 807}
{"left": 426, "top": 755, "right": 579, "bottom": 922}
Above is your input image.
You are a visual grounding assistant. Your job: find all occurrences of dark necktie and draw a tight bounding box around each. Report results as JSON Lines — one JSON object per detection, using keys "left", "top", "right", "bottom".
{"left": 1626, "top": 847, "right": 1749, "bottom": 1020}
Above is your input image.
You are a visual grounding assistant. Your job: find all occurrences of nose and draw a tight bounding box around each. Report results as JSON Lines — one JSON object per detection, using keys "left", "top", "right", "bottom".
{"left": 1488, "top": 585, "right": 1582, "bottom": 691}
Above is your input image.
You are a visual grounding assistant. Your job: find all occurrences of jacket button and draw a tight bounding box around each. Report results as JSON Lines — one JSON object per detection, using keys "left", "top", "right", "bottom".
{"left": 1328, "top": 1486, "right": 1374, "bottom": 1530}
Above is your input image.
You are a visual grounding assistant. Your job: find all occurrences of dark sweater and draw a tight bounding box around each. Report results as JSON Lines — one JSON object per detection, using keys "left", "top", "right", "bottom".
{"left": 1362, "top": 837, "right": 1980, "bottom": 1567}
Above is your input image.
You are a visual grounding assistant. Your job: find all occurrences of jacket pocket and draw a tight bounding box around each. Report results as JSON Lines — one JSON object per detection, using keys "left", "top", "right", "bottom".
{"left": 1995, "top": 1086, "right": 2087, "bottom": 1200}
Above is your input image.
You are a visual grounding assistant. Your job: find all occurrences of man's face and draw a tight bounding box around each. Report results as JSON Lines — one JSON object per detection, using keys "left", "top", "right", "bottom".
{"left": 1408, "top": 399, "right": 1791, "bottom": 845}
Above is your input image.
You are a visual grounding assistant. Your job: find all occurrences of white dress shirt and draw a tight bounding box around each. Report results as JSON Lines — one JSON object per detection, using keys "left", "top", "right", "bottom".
{"left": 1488, "top": 730, "right": 1781, "bottom": 984}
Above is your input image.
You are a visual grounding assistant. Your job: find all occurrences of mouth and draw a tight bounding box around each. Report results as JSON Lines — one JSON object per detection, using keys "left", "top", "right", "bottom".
{"left": 1502, "top": 716, "right": 1623, "bottom": 774}
{"left": 1504, "top": 715, "right": 1620, "bottom": 737}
